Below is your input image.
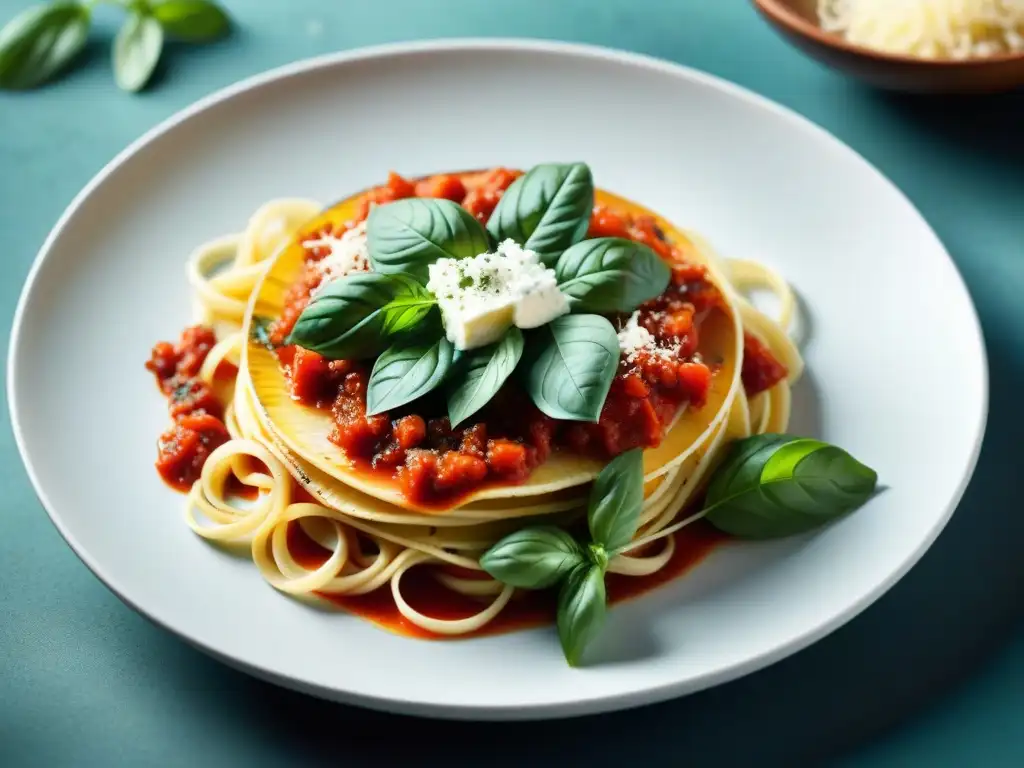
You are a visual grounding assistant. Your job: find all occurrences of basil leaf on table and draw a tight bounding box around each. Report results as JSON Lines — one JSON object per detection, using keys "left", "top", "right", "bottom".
{"left": 367, "top": 198, "right": 490, "bottom": 279}
{"left": 557, "top": 563, "right": 607, "bottom": 667}
{"left": 487, "top": 163, "right": 594, "bottom": 266}
{"left": 480, "top": 526, "right": 585, "bottom": 590}
{"left": 556, "top": 237, "right": 671, "bottom": 313}
{"left": 113, "top": 11, "right": 164, "bottom": 93}
{"left": 287, "top": 273, "right": 424, "bottom": 360}
{"left": 704, "top": 434, "right": 879, "bottom": 539}
{"left": 0, "top": 3, "right": 90, "bottom": 90}
{"left": 366, "top": 336, "right": 455, "bottom": 415}
{"left": 152, "top": 0, "right": 230, "bottom": 42}
{"left": 587, "top": 448, "right": 645, "bottom": 552}
{"left": 446, "top": 328, "right": 524, "bottom": 427}
{"left": 524, "top": 314, "right": 619, "bottom": 422}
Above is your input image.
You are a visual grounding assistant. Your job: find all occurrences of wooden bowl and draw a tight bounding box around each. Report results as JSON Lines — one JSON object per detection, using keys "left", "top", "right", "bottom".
{"left": 752, "top": 0, "right": 1024, "bottom": 94}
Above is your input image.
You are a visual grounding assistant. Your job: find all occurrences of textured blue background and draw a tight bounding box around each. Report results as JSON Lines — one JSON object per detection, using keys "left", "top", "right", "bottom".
{"left": 2, "top": 1, "right": 1022, "bottom": 765}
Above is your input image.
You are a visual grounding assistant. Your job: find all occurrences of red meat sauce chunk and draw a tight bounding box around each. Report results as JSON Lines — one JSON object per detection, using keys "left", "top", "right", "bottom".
{"left": 155, "top": 413, "right": 230, "bottom": 491}
{"left": 145, "top": 325, "right": 231, "bottom": 489}
{"left": 350, "top": 166, "right": 520, "bottom": 226}
{"left": 146, "top": 325, "right": 217, "bottom": 390}
{"left": 351, "top": 170, "right": 474, "bottom": 223}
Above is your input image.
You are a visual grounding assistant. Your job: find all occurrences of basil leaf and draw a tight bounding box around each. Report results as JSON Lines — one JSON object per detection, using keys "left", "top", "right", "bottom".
{"left": 480, "top": 526, "right": 585, "bottom": 590}
{"left": 113, "top": 12, "right": 163, "bottom": 93}
{"left": 152, "top": 0, "right": 230, "bottom": 42}
{"left": 524, "top": 314, "right": 619, "bottom": 422}
{"left": 557, "top": 564, "right": 607, "bottom": 667}
{"left": 704, "top": 433, "right": 791, "bottom": 496}
{"left": 287, "top": 273, "right": 422, "bottom": 360}
{"left": 380, "top": 283, "right": 437, "bottom": 336}
{"left": 587, "top": 448, "right": 644, "bottom": 552}
{"left": 556, "top": 238, "right": 671, "bottom": 313}
{"left": 446, "top": 328, "right": 524, "bottom": 427}
{"left": 367, "top": 198, "right": 490, "bottom": 279}
{"left": 366, "top": 337, "right": 455, "bottom": 415}
{"left": 0, "top": 3, "right": 90, "bottom": 90}
{"left": 704, "top": 434, "right": 879, "bottom": 539}
{"left": 487, "top": 163, "right": 594, "bottom": 266}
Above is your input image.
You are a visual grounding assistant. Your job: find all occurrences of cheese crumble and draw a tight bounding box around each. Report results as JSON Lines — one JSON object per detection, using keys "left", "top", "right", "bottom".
{"left": 305, "top": 222, "right": 371, "bottom": 296}
{"left": 617, "top": 311, "right": 679, "bottom": 363}
{"left": 426, "top": 239, "right": 570, "bottom": 350}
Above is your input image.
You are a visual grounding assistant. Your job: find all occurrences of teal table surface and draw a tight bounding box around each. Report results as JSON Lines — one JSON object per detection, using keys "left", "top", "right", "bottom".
{"left": 2, "top": 0, "right": 1022, "bottom": 765}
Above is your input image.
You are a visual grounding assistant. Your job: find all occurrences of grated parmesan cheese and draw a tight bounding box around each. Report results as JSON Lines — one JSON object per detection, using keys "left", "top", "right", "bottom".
{"left": 617, "top": 311, "right": 679, "bottom": 363}
{"left": 305, "top": 222, "right": 371, "bottom": 296}
{"left": 819, "top": 0, "right": 1024, "bottom": 59}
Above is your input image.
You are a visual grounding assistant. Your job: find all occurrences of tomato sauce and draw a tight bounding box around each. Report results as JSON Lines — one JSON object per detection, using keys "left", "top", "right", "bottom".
{"left": 224, "top": 474, "right": 261, "bottom": 502}
{"left": 284, "top": 515, "right": 728, "bottom": 639}
{"left": 742, "top": 332, "right": 789, "bottom": 396}
{"left": 146, "top": 325, "right": 230, "bottom": 490}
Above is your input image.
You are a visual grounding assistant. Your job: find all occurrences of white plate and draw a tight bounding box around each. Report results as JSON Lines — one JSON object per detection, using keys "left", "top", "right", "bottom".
{"left": 8, "top": 40, "right": 987, "bottom": 720}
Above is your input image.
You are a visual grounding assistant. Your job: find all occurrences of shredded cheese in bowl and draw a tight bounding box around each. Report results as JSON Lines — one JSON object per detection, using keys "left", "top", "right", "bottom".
{"left": 818, "top": 0, "right": 1024, "bottom": 59}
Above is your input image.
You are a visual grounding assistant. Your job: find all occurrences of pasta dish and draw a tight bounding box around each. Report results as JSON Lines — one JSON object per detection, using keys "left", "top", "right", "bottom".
{"left": 145, "top": 164, "right": 876, "bottom": 665}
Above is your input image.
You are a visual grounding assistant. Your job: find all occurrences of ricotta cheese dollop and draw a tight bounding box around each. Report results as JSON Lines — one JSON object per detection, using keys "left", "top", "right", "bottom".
{"left": 426, "top": 239, "right": 570, "bottom": 350}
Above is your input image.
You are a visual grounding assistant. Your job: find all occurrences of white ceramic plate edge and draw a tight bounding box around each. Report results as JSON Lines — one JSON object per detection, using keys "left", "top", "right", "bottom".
{"left": 7, "top": 39, "right": 989, "bottom": 720}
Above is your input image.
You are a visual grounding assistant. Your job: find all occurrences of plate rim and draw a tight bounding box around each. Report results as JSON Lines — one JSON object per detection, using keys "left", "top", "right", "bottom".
{"left": 7, "top": 37, "right": 990, "bottom": 720}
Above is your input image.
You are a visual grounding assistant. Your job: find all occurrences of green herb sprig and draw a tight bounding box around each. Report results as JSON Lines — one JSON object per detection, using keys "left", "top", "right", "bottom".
{"left": 480, "top": 435, "right": 878, "bottom": 666}
{"left": 0, "top": 0, "right": 230, "bottom": 93}
{"left": 481, "top": 449, "right": 644, "bottom": 666}
{"left": 286, "top": 162, "right": 671, "bottom": 426}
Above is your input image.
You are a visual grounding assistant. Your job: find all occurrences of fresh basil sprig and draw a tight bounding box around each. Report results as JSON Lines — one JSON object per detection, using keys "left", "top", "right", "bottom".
{"left": 0, "top": 0, "right": 230, "bottom": 93}
{"left": 287, "top": 273, "right": 430, "bottom": 360}
{"left": 481, "top": 449, "right": 645, "bottom": 666}
{"left": 702, "top": 434, "right": 878, "bottom": 538}
{"left": 555, "top": 237, "right": 671, "bottom": 313}
{"left": 288, "top": 163, "right": 624, "bottom": 421}
{"left": 487, "top": 163, "right": 594, "bottom": 266}
{"left": 283, "top": 162, "right": 660, "bottom": 422}
{"left": 482, "top": 435, "right": 878, "bottom": 667}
